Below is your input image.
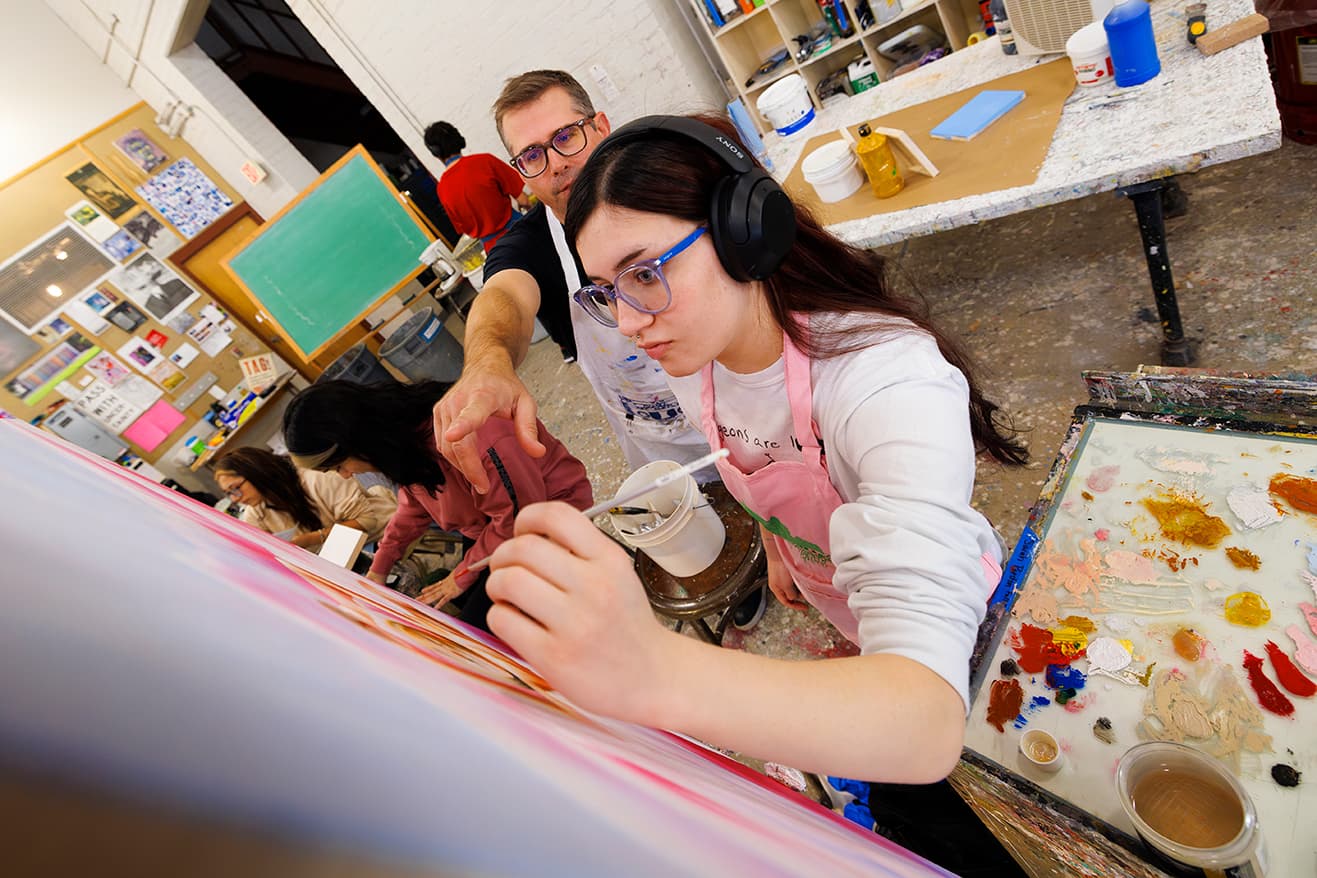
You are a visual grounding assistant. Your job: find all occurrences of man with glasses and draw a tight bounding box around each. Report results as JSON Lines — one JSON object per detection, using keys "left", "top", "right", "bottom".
{"left": 432, "top": 70, "right": 769, "bottom": 632}
{"left": 435, "top": 69, "right": 714, "bottom": 488}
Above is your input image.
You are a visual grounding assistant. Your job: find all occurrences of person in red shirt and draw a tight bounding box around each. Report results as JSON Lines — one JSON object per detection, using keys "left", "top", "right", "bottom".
{"left": 424, "top": 121, "right": 530, "bottom": 251}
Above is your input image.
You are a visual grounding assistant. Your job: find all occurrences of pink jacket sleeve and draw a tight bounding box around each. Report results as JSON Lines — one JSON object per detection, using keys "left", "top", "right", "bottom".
{"left": 368, "top": 486, "right": 433, "bottom": 578}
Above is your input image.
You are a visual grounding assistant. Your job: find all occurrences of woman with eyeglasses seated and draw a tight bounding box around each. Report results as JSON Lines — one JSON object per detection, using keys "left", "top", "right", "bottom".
{"left": 480, "top": 114, "right": 1029, "bottom": 787}
{"left": 214, "top": 446, "right": 447, "bottom": 594}
{"left": 281, "top": 379, "right": 592, "bottom": 631}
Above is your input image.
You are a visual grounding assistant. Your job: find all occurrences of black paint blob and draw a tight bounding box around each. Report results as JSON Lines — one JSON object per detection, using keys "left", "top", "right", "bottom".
{"left": 1271, "top": 764, "right": 1302, "bottom": 787}
{"left": 1000, "top": 659, "right": 1020, "bottom": 677}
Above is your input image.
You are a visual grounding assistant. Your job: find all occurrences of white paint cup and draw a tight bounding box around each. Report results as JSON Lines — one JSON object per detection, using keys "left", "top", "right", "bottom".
{"left": 1066, "top": 21, "right": 1114, "bottom": 87}
{"left": 611, "top": 460, "right": 726, "bottom": 578}
{"left": 801, "top": 141, "right": 864, "bottom": 203}
{"left": 756, "top": 74, "right": 816, "bottom": 140}
{"left": 1019, "top": 729, "right": 1063, "bottom": 773}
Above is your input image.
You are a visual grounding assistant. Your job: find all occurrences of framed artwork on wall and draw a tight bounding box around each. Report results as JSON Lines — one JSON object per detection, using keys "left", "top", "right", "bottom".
{"left": 65, "top": 163, "right": 136, "bottom": 219}
{"left": 112, "top": 128, "right": 168, "bottom": 173}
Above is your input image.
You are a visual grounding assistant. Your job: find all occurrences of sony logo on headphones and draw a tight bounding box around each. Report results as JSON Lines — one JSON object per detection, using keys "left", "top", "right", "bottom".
{"left": 714, "top": 136, "right": 746, "bottom": 160}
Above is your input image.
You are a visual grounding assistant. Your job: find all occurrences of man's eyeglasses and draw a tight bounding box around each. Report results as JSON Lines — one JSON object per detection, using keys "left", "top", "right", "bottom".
{"left": 510, "top": 116, "right": 597, "bottom": 178}
{"left": 572, "top": 226, "right": 706, "bottom": 328}
{"left": 224, "top": 478, "right": 247, "bottom": 500}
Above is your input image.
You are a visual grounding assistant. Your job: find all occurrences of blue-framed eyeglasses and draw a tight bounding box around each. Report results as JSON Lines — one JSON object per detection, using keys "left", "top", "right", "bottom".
{"left": 573, "top": 226, "right": 707, "bottom": 328}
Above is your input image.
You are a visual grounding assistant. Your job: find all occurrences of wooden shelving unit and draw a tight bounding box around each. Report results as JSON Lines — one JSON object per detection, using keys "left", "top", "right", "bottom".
{"left": 687, "top": 0, "right": 985, "bottom": 133}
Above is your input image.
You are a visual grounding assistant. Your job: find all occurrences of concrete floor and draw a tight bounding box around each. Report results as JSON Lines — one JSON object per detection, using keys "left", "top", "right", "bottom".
{"left": 518, "top": 138, "right": 1317, "bottom": 659}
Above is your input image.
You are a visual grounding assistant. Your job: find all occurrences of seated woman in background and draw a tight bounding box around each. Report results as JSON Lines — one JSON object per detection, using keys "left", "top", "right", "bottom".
{"left": 281, "top": 380, "right": 593, "bottom": 632}
{"left": 214, "top": 446, "right": 447, "bottom": 593}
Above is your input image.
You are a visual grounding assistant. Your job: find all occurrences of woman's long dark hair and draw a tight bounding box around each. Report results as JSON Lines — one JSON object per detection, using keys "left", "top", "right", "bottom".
{"left": 282, "top": 380, "right": 451, "bottom": 492}
{"left": 563, "top": 113, "right": 1027, "bottom": 465}
{"left": 214, "top": 446, "right": 323, "bottom": 532}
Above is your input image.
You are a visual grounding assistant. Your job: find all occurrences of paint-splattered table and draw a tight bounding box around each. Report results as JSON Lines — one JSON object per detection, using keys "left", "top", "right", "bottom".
{"left": 957, "top": 372, "right": 1316, "bottom": 877}
{"left": 765, "top": 0, "right": 1280, "bottom": 366}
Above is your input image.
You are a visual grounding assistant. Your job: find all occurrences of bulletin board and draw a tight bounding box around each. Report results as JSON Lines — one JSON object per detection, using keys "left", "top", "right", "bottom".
{"left": 0, "top": 103, "right": 275, "bottom": 471}
{"left": 221, "top": 145, "right": 432, "bottom": 361}
{"left": 963, "top": 407, "right": 1317, "bottom": 877}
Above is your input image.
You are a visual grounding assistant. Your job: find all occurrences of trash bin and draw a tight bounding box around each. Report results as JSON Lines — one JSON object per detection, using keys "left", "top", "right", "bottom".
{"left": 379, "top": 308, "right": 464, "bottom": 383}
{"left": 317, "top": 343, "right": 396, "bottom": 385}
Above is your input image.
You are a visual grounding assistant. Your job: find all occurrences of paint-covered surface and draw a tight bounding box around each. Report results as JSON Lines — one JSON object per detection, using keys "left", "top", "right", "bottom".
{"left": 0, "top": 420, "right": 953, "bottom": 878}
{"left": 965, "top": 415, "right": 1317, "bottom": 878}
{"left": 762, "top": 0, "right": 1277, "bottom": 251}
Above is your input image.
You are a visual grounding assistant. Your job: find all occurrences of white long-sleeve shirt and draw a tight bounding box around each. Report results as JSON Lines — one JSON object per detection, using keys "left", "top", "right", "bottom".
{"left": 668, "top": 317, "right": 998, "bottom": 710}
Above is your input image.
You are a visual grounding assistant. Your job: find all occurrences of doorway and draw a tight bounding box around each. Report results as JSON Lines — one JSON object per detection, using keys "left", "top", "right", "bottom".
{"left": 192, "top": 0, "right": 457, "bottom": 243}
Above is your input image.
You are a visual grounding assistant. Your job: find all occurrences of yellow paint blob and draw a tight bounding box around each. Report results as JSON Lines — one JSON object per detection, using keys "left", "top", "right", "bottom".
{"left": 1059, "top": 615, "right": 1096, "bottom": 633}
{"left": 1223, "top": 591, "right": 1271, "bottom": 627}
{"left": 1051, "top": 624, "right": 1090, "bottom": 652}
{"left": 1141, "top": 491, "right": 1231, "bottom": 548}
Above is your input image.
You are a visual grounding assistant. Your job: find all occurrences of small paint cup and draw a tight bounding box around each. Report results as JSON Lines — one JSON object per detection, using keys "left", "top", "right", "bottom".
{"left": 1019, "top": 729, "right": 1063, "bottom": 773}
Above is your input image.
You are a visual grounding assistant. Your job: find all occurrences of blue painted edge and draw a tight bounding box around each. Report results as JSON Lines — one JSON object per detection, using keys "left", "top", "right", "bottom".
{"left": 988, "top": 526, "right": 1041, "bottom": 612}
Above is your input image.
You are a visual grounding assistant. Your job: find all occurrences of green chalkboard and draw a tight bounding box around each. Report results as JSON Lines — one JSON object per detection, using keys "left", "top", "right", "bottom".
{"left": 224, "top": 147, "right": 431, "bottom": 359}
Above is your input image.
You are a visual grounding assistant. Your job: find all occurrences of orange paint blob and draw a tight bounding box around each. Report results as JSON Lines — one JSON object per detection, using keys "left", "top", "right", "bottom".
{"left": 987, "top": 678, "right": 1024, "bottom": 732}
{"left": 1269, "top": 473, "right": 1317, "bottom": 514}
{"left": 1224, "top": 591, "right": 1271, "bottom": 627}
{"left": 1059, "top": 616, "right": 1096, "bottom": 633}
{"left": 1141, "top": 492, "right": 1230, "bottom": 548}
{"left": 1224, "top": 547, "right": 1261, "bottom": 570}
{"left": 1173, "top": 627, "right": 1205, "bottom": 662}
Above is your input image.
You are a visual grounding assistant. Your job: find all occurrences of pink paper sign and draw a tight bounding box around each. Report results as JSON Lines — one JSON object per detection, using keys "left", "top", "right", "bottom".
{"left": 122, "top": 399, "right": 186, "bottom": 452}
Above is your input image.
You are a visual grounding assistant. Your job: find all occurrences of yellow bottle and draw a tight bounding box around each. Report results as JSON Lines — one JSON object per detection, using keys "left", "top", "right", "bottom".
{"left": 854, "top": 123, "right": 904, "bottom": 198}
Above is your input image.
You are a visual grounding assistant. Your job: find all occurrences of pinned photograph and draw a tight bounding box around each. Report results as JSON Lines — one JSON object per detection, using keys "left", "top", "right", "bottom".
{"left": 102, "top": 229, "right": 143, "bottom": 262}
{"left": 106, "top": 301, "right": 148, "bottom": 333}
{"left": 82, "top": 287, "right": 119, "bottom": 314}
{"left": 64, "top": 200, "right": 120, "bottom": 243}
{"left": 34, "top": 316, "right": 73, "bottom": 345}
{"left": 65, "top": 163, "right": 136, "bottom": 219}
{"left": 136, "top": 158, "right": 233, "bottom": 238}
{"left": 122, "top": 210, "right": 181, "bottom": 258}
{"left": 113, "top": 128, "right": 168, "bottom": 173}
{"left": 108, "top": 253, "right": 199, "bottom": 325}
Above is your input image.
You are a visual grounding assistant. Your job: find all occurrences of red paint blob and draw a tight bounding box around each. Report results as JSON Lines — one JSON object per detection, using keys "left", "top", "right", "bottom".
{"left": 1009, "top": 624, "right": 1086, "bottom": 673}
{"left": 1264, "top": 640, "right": 1317, "bottom": 697}
{"left": 987, "top": 678, "right": 1024, "bottom": 732}
{"left": 1243, "top": 650, "right": 1296, "bottom": 716}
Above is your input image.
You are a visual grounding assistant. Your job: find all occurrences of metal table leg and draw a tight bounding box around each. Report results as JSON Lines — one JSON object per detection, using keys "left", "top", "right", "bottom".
{"left": 1117, "top": 179, "right": 1194, "bottom": 366}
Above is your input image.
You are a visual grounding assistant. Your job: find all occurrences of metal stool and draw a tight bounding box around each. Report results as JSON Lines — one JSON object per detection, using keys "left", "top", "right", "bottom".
{"left": 633, "top": 482, "right": 767, "bottom": 643}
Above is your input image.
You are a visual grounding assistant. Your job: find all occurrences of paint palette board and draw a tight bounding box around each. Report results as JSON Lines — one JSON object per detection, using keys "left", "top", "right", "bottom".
{"left": 964, "top": 412, "right": 1317, "bottom": 877}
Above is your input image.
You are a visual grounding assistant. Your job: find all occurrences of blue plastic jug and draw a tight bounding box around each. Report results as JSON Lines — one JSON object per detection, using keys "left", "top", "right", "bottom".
{"left": 1103, "top": 0, "right": 1160, "bottom": 87}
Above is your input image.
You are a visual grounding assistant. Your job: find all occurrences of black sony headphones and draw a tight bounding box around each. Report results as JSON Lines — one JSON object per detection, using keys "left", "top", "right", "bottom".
{"left": 589, "top": 115, "right": 796, "bottom": 282}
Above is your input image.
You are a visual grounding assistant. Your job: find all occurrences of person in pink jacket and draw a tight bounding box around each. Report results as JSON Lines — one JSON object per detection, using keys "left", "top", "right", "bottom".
{"left": 282, "top": 379, "right": 592, "bottom": 632}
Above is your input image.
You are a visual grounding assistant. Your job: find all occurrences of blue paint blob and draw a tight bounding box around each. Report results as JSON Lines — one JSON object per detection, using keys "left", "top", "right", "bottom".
{"left": 1012, "top": 695, "right": 1053, "bottom": 729}
{"left": 1045, "top": 663, "right": 1087, "bottom": 691}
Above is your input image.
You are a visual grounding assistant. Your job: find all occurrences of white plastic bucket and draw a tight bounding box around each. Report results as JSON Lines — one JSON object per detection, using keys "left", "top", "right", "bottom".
{"left": 1066, "top": 21, "right": 1113, "bottom": 87}
{"left": 801, "top": 141, "right": 863, "bottom": 203}
{"left": 611, "top": 460, "right": 726, "bottom": 578}
{"left": 756, "top": 74, "right": 816, "bottom": 139}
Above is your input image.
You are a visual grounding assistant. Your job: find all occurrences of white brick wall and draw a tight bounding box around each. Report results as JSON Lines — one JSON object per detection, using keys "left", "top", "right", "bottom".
{"left": 284, "top": 0, "right": 727, "bottom": 181}
{"left": 31, "top": 0, "right": 727, "bottom": 214}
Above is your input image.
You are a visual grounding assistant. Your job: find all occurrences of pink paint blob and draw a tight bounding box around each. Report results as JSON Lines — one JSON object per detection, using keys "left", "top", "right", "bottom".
{"left": 1086, "top": 465, "right": 1121, "bottom": 493}
{"left": 1301, "top": 602, "right": 1317, "bottom": 638}
{"left": 1095, "top": 528, "right": 1110, "bottom": 541}
{"left": 1103, "top": 550, "right": 1157, "bottom": 581}
{"left": 1287, "top": 625, "right": 1317, "bottom": 676}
